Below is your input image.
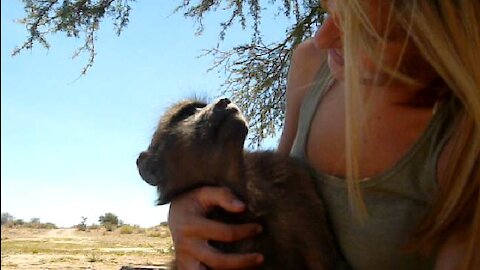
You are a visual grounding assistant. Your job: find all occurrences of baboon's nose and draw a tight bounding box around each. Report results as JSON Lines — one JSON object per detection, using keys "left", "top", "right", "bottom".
{"left": 215, "top": 98, "right": 231, "bottom": 109}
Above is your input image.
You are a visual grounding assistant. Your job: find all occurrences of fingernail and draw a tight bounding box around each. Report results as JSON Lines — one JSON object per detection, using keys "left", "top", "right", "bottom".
{"left": 256, "top": 225, "right": 263, "bottom": 233}
{"left": 232, "top": 199, "right": 245, "bottom": 208}
{"left": 256, "top": 255, "right": 264, "bottom": 263}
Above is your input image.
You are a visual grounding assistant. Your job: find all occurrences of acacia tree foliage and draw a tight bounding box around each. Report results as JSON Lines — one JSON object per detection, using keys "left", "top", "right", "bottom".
{"left": 13, "top": 0, "right": 325, "bottom": 145}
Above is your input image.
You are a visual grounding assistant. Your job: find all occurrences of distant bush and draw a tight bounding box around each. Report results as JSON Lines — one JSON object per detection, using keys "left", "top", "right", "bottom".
{"left": 13, "top": 219, "right": 25, "bottom": 226}
{"left": 2, "top": 222, "right": 14, "bottom": 228}
{"left": 26, "top": 217, "right": 41, "bottom": 228}
{"left": 119, "top": 224, "right": 145, "bottom": 234}
{"left": 22, "top": 219, "right": 57, "bottom": 229}
{"left": 104, "top": 223, "right": 116, "bottom": 232}
{"left": 119, "top": 225, "right": 134, "bottom": 234}
{"left": 1, "top": 213, "right": 25, "bottom": 228}
{"left": 88, "top": 224, "right": 101, "bottom": 230}
{"left": 2, "top": 213, "right": 59, "bottom": 229}
{"left": 147, "top": 231, "right": 163, "bottom": 237}
{"left": 76, "top": 217, "right": 87, "bottom": 231}
{"left": 40, "top": 222, "right": 58, "bottom": 229}
{"left": 135, "top": 226, "right": 146, "bottom": 234}
{"left": 147, "top": 227, "right": 171, "bottom": 238}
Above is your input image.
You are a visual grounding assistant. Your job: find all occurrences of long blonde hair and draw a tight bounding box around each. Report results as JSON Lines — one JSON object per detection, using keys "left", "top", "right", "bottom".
{"left": 336, "top": 0, "right": 480, "bottom": 269}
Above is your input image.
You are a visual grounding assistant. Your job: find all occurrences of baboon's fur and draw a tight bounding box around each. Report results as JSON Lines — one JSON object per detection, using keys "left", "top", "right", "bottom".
{"left": 137, "top": 98, "right": 340, "bottom": 270}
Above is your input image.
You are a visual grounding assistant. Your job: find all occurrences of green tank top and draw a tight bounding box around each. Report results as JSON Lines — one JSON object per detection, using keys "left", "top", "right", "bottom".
{"left": 290, "top": 63, "right": 457, "bottom": 270}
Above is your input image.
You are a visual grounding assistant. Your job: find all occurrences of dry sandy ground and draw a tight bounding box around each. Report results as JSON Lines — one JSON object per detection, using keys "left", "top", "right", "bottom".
{"left": 1, "top": 227, "right": 174, "bottom": 270}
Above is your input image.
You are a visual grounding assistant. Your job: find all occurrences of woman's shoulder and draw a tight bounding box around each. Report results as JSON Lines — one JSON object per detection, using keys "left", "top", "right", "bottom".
{"left": 290, "top": 39, "right": 327, "bottom": 72}
{"left": 287, "top": 39, "right": 327, "bottom": 100}
{"left": 278, "top": 39, "right": 328, "bottom": 155}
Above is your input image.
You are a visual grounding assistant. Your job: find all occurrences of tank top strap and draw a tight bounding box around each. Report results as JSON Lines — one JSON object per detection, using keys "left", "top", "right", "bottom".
{"left": 290, "top": 61, "right": 332, "bottom": 161}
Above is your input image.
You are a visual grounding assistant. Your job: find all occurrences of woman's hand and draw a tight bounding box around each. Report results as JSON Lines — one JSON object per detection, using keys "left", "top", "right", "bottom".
{"left": 168, "top": 186, "right": 264, "bottom": 270}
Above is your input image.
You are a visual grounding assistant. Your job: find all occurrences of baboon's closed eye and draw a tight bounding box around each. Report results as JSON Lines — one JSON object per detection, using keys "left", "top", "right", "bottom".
{"left": 167, "top": 101, "right": 207, "bottom": 127}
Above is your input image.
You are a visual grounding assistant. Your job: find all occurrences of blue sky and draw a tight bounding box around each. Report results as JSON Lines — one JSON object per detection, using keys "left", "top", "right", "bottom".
{"left": 1, "top": 1, "right": 292, "bottom": 228}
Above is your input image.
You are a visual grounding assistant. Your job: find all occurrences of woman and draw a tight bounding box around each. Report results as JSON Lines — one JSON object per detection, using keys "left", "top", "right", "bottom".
{"left": 167, "top": 0, "right": 480, "bottom": 269}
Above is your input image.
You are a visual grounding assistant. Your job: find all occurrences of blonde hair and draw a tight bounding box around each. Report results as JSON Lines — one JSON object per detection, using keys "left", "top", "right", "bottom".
{"left": 335, "top": 0, "right": 480, "bottom": 269}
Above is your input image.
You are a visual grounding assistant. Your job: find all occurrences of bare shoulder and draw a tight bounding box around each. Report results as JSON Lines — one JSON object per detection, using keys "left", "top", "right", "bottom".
{"left": 291, "top": 39, "right": 326, "bottom": 63}
{"left": 287, "top": 39, "right": 327, "bottom": 107}
{"left": 277, "top": 39, "right": 327, "bottom": 155}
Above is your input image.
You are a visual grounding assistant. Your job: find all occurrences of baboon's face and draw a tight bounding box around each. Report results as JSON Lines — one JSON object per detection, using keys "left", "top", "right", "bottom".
{"left": 136, "top": 98, "right": 248, "bottom": 202}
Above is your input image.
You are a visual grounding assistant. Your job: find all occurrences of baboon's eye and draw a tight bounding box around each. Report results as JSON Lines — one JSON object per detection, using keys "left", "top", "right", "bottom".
{"left": 178, "top": 106, "right": 197, "bottom": 119}
{"left": 188, "top": 102, "right": 207, "bottom": 116}
{"left": 185, "top": 102, "right": 206, "bottom": 116}
{"left": 170, "top": 102, "right": 207, "bottom": 124}
{"left": 193, "top": 102, "right": 207, "bottom": 109}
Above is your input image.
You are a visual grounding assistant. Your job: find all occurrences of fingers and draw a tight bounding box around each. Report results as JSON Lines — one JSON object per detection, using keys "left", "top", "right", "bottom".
{"left": 182, "top": 217, "right": 262, "bottom": 242}
{"left": 196, "top": 244, "right": 263, "bottom": 270}
{"left": 176, "top": 240, "right": 263, "bottom": 270}
{"left": 175, "top": 256, "right": 207, "bottom": 270}
{"left": 194, "top": 187, "right": 247, "bottom": 213}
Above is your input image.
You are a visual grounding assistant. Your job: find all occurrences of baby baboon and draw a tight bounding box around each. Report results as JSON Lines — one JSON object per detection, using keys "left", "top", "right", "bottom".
{"left": 137, "top": 98, "right": 341, "bottom": 270}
